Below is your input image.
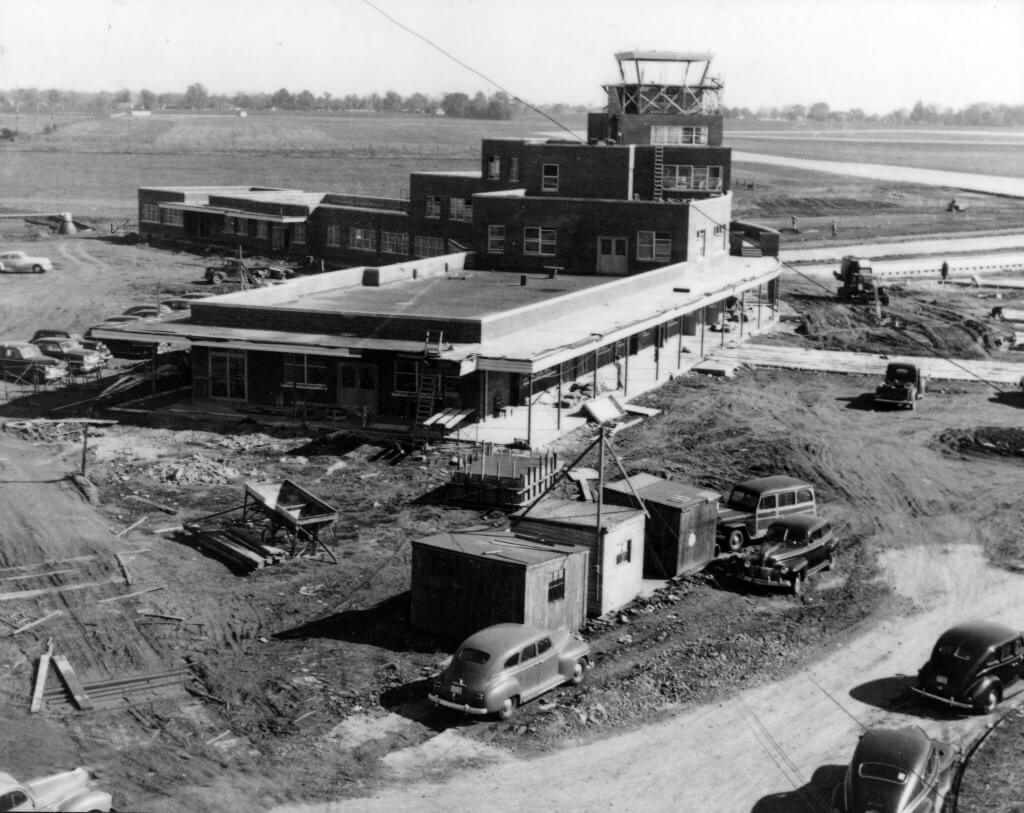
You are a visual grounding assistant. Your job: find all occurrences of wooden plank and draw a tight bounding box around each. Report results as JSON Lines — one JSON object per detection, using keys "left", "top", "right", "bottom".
{"left": 9, "top": 609, "right": 63, "bottom": 636}
{"left": 125, "top": 494, "right": 177, "bottom": 515}
{"left": 114, "top": 553, "right": 134, "bottom": 586}
{"left": 0, "top": 568, "right": 77, "bottom": 583}
{"left": 0, "top": 580, "right": 111, "bottom": 602}
{"left": 52, "top": 654, "right": 93, "bottom": 710}
{"left": 115, "top": 516, "right": 148, "bottom": 538}
{"left": 97, "top": 585, "right": 164, "bottom": 604}
{"left": 30, "top": 640, "right": 54, "bottom": 713}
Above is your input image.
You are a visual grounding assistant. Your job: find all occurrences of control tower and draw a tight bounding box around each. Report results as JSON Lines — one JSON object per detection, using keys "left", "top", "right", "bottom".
{"left": 588, "top": 51, "right": 725, "bottom": 147}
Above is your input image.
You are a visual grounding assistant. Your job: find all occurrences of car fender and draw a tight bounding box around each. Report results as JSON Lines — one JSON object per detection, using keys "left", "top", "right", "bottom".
{"left": 484, "top": 675, "right": 523, "bottom": 709}
{"left": 782, "top": 556, "right": 809, "bottom": 573}
{"left": 57, "top": 788, "right": 112, "bottom": 812}
{"left": 966, "top": 675, "right": 1002, "bottom": 705}
{"left": 557, "top": 642, "right": 591, "bottom": 676}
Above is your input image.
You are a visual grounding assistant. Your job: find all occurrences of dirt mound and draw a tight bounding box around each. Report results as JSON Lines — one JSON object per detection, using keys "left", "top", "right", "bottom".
{"left": 147, "top": 454, "right": 241, "bottom": 484}
{"left": 938, "top": 426, "right": 1024, "bottom": 457}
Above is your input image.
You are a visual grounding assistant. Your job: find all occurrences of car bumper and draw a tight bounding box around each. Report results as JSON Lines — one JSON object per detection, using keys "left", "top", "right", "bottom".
{"left": 427, "top": 693, "right": 489, "bottom": 715}
{"left": 909, "top": 686, "right": 973, "bottom": 710}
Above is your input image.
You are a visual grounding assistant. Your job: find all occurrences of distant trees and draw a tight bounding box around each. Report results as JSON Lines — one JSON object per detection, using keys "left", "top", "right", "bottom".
{"left": 183, "top": 82, "right": 208, "bottom": 109}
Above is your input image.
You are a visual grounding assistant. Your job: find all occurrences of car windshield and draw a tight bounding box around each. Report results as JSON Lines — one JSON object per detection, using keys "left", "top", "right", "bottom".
{"left": 765, "top": 525, "right": 791, "bottom": 543}
{"left": 726, "top": 487, "right": 759, "bottom": 512}
{"left": 858, "top": 762, "right": 908, "bottom": 784}
{"left": 57, "top": 340, "right": 79, "bottom": 351}
{"left": 20, "top": 346, "right": 44, "bottom": 358}
{"left": 887, "top": 366, "right": 914, "bottom": 382}
{"left": 456, "top": 647, "right": 490, "bottom": 665}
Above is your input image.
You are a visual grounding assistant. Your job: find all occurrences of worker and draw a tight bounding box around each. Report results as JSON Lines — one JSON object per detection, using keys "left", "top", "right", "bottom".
{"left": 831, "top": 219, "right": 838, "bottom": 238}
{"left": 791, "top": 215, "right": 798, "bottom": 230}
{"left": 940, "top": 261, "right": 949, "bottom": 282}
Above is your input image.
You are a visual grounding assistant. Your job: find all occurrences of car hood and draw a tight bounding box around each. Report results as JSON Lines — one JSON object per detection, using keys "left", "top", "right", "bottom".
{"left": 717, "top": 507, "right": 749, "bottom": 526}
{"left": 746, "top": 542, "right": 798, "bottom": 566}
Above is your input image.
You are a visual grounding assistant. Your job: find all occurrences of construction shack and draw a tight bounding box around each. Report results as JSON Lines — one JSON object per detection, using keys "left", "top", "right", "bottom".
{"left": 511, "top": 499, "right": 645, "bottom": 617}
{"left": 447, "top": 449, "right": 560, "bottom": 508}
{"left": 602, "top": 474, "right": 720, "bottom": 578}
{"left": 410, "top": 531, "right": 589, "bottom": 640}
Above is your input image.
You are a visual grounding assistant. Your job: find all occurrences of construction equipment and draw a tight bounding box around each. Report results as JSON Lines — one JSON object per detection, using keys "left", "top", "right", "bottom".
{"left": 834, "top": 256, "right": 890, "bottom": 307}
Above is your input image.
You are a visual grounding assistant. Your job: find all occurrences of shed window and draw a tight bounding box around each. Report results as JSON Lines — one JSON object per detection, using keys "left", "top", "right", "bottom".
{"left": 542, "top": 163, "right": 559, "bottom": 191}
{"left": 615, "top": 538, "right": 632, "bottom": 565}
{"left": 487, "top": 225, "right": 505, "bottom": 254}
{"left": 425, "top": 195, "right": 442, "bottom": 219}
{"left": 547, "top": 569, "right": 565, "bottom": 602}
{"left": 349, "top": 227, "right": 377, "bottom": 252}
{"left": 637, "top": 231, "right": 672, "bottom": 262}
{"left": 524, "top": 226, "right": 556, "bottom": 257}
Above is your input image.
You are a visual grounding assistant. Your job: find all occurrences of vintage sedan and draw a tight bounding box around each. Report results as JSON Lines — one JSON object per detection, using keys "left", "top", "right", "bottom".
{"left": 830, "top": 726, "right": 958, "bottom": 813}
{"left": 0, "top": 766, "right": 111, "bottom": 812}
{"left": 31, "top": 337, "right": 105, "bottom": 373}
{"left": 429, "top": 623, "right": 590, "bottom": 720}
{"left": 735, "top": 514, "right": 836, "bottom": 595}
{"left": 0, "top": 250, "right": 52, "bottom": 273}
{"left": 912, "top": 621, "right": 1024, "bottom": 713}
{"left": 0, "top": 342, "right": 68, "bottom": 385}
{"left": 31, "top": 330, "right": 113, "bottom": 363}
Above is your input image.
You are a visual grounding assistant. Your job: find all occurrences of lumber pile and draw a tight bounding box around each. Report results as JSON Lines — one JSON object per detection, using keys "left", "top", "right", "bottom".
{"left": 184, "top": 525, "right": 287, "bottom": 573}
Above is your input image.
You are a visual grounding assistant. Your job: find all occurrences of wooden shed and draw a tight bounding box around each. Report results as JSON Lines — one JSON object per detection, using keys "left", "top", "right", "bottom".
{"left": 511, "top": 499, "right": 645, "bottom": 617}
{"left": 410, "top": 531, "right": 588, "bottom": 641}
{"left": 602, "top": 474, "right": 720, "bottom": 578}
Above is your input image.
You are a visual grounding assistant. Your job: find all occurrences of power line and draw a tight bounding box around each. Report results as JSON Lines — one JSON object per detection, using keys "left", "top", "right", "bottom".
{"left": 360, "top": 0, "right": 584, "bottom": 142}
{"left": 782, "top": 259, "right": 1011, "bottom": 393}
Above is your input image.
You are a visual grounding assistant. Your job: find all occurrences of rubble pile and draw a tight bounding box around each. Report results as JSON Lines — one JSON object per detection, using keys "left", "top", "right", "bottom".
{"left": 147, "top": 454, "right": 241, "bottom": 485}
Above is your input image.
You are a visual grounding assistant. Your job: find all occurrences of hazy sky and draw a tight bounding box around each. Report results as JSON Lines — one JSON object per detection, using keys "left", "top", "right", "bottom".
{"left": 1, "top": 0, "right": 1023, "bottom": 113}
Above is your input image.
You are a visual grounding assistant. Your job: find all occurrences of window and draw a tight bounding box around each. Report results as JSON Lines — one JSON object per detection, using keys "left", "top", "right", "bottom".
{"left": 637, "top": 231, "right": 672, "bottom": 262}
{"left": 520, "top": 643, "right": 537, "bottom": 661}
{"left": 778, "top": 491, "right": 796, "bottom": 508}
{"left": 759, "top": 495, "right": 777, "bottom": 510}
{"left": 208, "top": 350, "right": 246, "bottom": 400}
{"left": 547, "top": 569, "right": 565, "bottom": 602}
{"left": 223, "top": 217, "right": 235, "bottom": 235}
{"left": 380, "top": 231, "right": 409, "bottom": 255}
{"left": 537, "top": 638, "right": 552, "bottom": 654}
{"left": 282, "top": 354, "right": 327, "bottom": 389}
{"left": 664, "top": 165, "right": 693, "bottom": 190}
{"left": 162, "top": 208, "right": 183, "bottom": 226}
{"left": 796, "top": 488, "right": 814, "bottom": 505}
{"left": 425, "top": 195, "right": 442, "bottom": 219}
{"left": 487, "top": 225, "right": 505, "bottom": 254}
{"left": 394, "top": 359, "right": 418, "bottom": 394}
{"left": 523, "top": 226, "right": 556, "bottom": 257}
{"left": 714, "top": 224, "right": 727, "bottom": 252}
{"left": 413, "top": 235, "right": 446, "bottom": 257}
{"left": 256, "top": 220, "right": 268, "bottom": 239}
{"left": 449, "top": 197, "right": 473, "bottom": 222}
{"left": 692, "top": 166, "right": 723, "bottom": 191}
{"left": 509, "top": 155, "right": 520, "bottom": 182}
{"left": 615, "top": 538, "right": 632, "bottom": 565}
{"left": 696, "top": 228, "right": 707, "bottom": 258}
{"left": 293, "top": 223, "right": 306, "bottom": 244}
{"left": 349, "top": 227, "right": 377, "bottom": 252}
{"left": 650, "top": 125, "right": 708, "bottom": 145}
{"left": 504, "top": 653, "right": 520, "bottom": 668}
{"left": 326, "top": 223, "right": 341, "bottom": 247}
{"left": 542, "top": 163, "right": 559, "bottom": 191}
{"left": 0, "top": 791, "right": 29, "bottom": 810}
{"left": 141, "top": 203, "right": 161, "bottom": 223}
{"left": 487, "top": 154, "right": 501, "bottom": 179}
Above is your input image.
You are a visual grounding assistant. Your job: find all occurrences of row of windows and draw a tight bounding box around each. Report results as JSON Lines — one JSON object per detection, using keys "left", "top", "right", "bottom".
{"left": 486, "top": 154, "right": 520, "bottom": 183}
{"left": 486, "top": 226, "right": 694, "bottom": 262}
{"left": 664, "top": 164, "right": 723, "bottom": 192}
{"left": 651, "top": 125, "right": 709, "bottom": 145}
{"left": 141, "top": 204, "right": 184, "bottom": 226}
{"left": 424, "top": 196, "right": 473, "bottom": 221}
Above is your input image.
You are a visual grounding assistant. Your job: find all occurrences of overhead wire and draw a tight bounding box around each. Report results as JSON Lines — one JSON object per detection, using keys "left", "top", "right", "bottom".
{"left": 360, "top": 0, "right": 584, "bottom": 142}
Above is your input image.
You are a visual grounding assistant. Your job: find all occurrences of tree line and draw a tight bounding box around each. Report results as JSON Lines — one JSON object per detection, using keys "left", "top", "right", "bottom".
{"left": 0, "top": 84, "right": 586, "bottom": 120}
{"left": 727, "top": 100, "right": 1024, "bottom": 126}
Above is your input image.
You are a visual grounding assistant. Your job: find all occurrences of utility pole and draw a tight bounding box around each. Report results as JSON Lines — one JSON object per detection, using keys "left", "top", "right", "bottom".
{"left": 80, "top": 427, "right": 89, "bottom": 476}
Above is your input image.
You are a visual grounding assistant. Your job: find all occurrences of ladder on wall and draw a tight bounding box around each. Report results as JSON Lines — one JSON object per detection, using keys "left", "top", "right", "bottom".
{"left": 653, "top": 145, "right": 665, "bottom": 201}
{"left": 411, "top": 373, "right": 440, "bottom": 446}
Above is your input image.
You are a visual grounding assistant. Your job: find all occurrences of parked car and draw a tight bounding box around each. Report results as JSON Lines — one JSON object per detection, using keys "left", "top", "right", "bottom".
{"left": 0, "top": 250, "right": 52, "bottom": 273}
{"left": 716, "top": 475, "right": 817, "bottom": 552}
{"left": 31, "top": 337, "right": 105, "bottom": 373}
{"left": 0, "top": 342, "right": 68, "bottom": 384}
{"left": 123, "top": 303, "right": 173, "bottom": 318}
{"left": 429, "top": 623, "right": 590, "bottom": 720}
{"left": 911, "top": 621, "right": 1024, "bottom": 714}
{"left": 830, "top": 726, "right": 958, "bottom": 813}
{"left": 875, "top": 361, "right": 927, "bottom": 410}
{"left": 735, "top": 515, "right": 837, "bottom": 595}
{"left": 31, "top": 330, "right": 113, "bottom": 364}
{"left": 205, "top": 258, "right": 270, "bottom": 284}
{"left": 0, "top": 767, "right": 112, "bottom": 812}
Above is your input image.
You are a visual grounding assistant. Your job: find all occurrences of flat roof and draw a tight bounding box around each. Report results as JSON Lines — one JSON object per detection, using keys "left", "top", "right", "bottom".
{"left": 604, "top": 474, "right": 720, "bottom": 507}
{"left": 512, "top": 498, "right": 644, "bottom": 530}
{"left": 615, "top": 51, "right": 714, "bottom": 63}
{"left": 414, "top": 531, "right": 582, "bottom": 566}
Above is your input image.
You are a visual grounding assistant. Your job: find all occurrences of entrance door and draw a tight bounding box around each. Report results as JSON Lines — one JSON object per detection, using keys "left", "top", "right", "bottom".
{"left": 271, "top": 226, "right": 288, "bottom": 251}
{"left": 338, "top": 362, "right": 378, "bottom": 412}
{"left": 597, "top": 236, "right": 628, "bottom": 275}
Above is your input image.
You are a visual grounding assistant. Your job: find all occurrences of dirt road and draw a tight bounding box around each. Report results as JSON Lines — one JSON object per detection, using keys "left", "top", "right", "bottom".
{"left": 267, "top": 378, "right": 1024, "bottom": 813}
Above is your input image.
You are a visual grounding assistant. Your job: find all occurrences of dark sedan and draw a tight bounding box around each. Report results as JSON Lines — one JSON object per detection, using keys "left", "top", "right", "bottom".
{"left": 735, "top": 514, "right": 836, "bottom": 595}
{"left": 911, "top": 621, "right": 1024, "bottom": 713}
{"left": 831, "top": 726, "right": 958, "bottom": 813}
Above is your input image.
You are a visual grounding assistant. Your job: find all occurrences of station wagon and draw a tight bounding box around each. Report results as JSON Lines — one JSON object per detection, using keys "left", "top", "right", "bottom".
{"left": 716, "top": 475, "right": 817, "bottom": 552}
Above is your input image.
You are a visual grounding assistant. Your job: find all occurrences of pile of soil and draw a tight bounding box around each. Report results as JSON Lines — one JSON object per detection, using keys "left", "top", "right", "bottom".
{"left": 147, "top": 454, "right": 241, "bottom": 485}
{"left": 938, "top": 426, "right": 1024, "bottom": 458}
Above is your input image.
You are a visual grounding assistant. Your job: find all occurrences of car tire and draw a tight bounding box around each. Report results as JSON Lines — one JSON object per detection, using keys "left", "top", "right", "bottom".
{"left": 726, "top": 529, "right": 746, "bottom": 553}
{"left": 497, "top": 696, "right": 518, "bottom": 721}
{"left": 33, "top": 264, "right": 44, "bottom": 273}
{"left": 790, "top": 572, "right": 803, "bottom": 596}
{"left": 570, "top": 659, "right": 586, "bottom": 685}
{"left": 977, "top": 686, "right": 1001, "bottom": 714}
{"left": 211, "top": 272, "right": 225, "bottom": 284}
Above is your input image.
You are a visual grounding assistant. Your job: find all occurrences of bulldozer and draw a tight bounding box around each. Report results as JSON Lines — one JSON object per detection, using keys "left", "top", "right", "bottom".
{"left": 834, "top": 256, "right": 890, "bottom": 307}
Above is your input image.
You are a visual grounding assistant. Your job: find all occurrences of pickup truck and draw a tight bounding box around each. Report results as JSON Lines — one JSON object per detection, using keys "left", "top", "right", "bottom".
{"left": 875, "top": 361, "right": 926, "bottom": 409}
{"left": 0, "top": 767, "right": 112, "bottom": 812}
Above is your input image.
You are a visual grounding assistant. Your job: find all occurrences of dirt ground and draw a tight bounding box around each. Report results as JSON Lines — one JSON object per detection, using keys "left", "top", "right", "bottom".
{"left": 2, "top": 218, "right": 1024, "bottom": 808}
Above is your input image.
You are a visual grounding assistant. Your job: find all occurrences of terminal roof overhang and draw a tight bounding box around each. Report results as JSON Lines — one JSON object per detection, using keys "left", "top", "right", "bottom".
{"left": 93, "top": 256, "right": 779, "bottom": 376}
{"left": 157, "top": 202, "right": 308, "bottom": 223}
